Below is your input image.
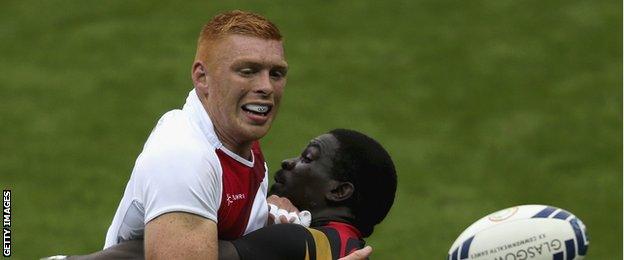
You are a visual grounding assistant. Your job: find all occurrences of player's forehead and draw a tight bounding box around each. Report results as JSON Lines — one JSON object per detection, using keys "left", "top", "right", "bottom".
{"left": 306, "top": 134, "right": 339, "bottom": 155}
{"left": 211, "top": 34, "right": 287, "bottom": 67}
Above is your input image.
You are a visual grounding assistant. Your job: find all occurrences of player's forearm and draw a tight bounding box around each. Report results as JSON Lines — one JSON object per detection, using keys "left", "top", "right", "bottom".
{"left": 63, "top": 239, "right": 239, "bottom": 260}
{"left": 65, "top": 240, "right": 144, "bottom": 259}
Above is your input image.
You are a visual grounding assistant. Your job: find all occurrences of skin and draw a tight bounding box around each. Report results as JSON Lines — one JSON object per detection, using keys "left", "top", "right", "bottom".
{"left": 192, "top": 34, "right": 288, "bottom": 158}
{"left": 270, "top": 134, "right": 355, "bottom": 222}
{"left": 145, "top": 212, "right": 218, "bottom": 260}
{"left": 145, "top": 35, "right": 287, "bottom": 260}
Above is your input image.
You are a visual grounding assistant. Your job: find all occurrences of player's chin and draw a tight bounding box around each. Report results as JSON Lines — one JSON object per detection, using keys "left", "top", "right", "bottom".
{"left": 268, "top": 184, "right": 284, "bottom": 196}
{"left": 240, "top": 120, "right": 273, "bottom": 139}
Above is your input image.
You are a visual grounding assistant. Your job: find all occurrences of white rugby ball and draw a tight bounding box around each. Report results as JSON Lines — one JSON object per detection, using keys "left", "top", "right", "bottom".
{"left": 448, "top": 205, "right": 589, "bottom": 260}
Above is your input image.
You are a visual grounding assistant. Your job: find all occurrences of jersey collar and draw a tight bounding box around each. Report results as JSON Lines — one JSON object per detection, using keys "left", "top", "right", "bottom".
{"left": 182, "top": 88, "right": 254, "bottom": 167}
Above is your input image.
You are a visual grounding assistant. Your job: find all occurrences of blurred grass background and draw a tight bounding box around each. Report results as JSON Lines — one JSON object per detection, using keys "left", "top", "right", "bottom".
{"left": 0, "top": 0, "right": 621, "bottom": 259}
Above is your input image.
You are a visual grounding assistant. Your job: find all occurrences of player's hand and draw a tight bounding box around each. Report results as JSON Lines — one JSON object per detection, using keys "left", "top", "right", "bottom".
{"left": 267, "top": 195, "right": 299, "bottom": 212}
{"left": 267, "top": 195, "right": 299, "bottom": 224}
{"left": 338, "top": 246, "right": 372, "bottom": 260}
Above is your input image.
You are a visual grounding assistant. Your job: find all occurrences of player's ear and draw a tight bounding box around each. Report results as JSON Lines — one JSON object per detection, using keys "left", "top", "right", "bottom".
{"left": 327, "top": 181, "right": 354, "bottom": 202}
{"left": 192, "top": 61, "right": 209, "bottom": 94}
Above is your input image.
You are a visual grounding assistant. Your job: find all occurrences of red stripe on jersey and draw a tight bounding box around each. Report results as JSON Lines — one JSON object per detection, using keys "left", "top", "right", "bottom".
{"left": 325, "top": 221, "right": 363, "bottom": 257}
{"left": 216, "top": 142, "right": 266, "bottom": 240}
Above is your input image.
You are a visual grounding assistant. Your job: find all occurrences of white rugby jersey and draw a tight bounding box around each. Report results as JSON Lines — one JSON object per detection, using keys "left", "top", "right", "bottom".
{"left": 104, "top": 89, "right": 269, "bottom": 248}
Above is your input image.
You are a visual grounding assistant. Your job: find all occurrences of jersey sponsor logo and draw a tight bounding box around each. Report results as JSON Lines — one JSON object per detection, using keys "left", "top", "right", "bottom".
{"left": 226, "top": 193, "right": 246, "bottom": 206}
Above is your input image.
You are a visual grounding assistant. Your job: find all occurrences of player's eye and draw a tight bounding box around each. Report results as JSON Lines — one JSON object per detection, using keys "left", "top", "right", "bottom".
{"left": 270, "top": 68, "right": 287, "bottom": 80}
{"left": 239, "top": 68, "right": 255, "bottom": 76}
{"left": 300, "top": 151, "right": 313, "bottom": 163}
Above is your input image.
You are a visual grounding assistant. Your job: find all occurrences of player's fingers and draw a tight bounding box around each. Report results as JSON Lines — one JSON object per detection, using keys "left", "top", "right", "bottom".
{"left": 338, "top": 246, "right": 372, "bottom": 260}
{"left": 278, "top": 197, "right": 299, "bottom": 213}
{"left": 267, "top": 195, "right": 280, "bottom": 204}
{"left": 268, "top": 195, "right": 286, "bottom": 208}
{"left": 279, "top": 215, "right": 289, "bottom": 224}
{"left": 268, "top": 195, "right": 299, "bottom": 214}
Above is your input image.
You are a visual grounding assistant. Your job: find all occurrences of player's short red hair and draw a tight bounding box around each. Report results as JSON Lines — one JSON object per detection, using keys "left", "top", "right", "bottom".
{"left": 195, "top": 10, "right": 282, "bottom": 61}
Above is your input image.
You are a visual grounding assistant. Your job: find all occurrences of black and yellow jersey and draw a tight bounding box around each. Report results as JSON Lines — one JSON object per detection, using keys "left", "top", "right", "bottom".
{"left": 231, "top": 221, "right": 365, "bottom": 260}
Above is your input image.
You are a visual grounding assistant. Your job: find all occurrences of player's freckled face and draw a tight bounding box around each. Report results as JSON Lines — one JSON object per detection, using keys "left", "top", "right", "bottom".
{"left": 198, "top": 35, "right": 288, "bottom": 149}
{"left": 270, "top": 134, "right": 340, "bottom": 211}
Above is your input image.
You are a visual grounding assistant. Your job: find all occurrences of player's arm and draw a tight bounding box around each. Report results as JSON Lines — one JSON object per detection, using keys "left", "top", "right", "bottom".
{"left": 63, "top": 240, "right": 144, "bottom": 259}
{"left": 226, "top": 224, "right": 370, "bottom": 260}
{"left": 223, "top": 223, "right": 310, "bottom": 260}
{"left": 145, "top": 212, "right": 218, "bottom": 260}
{"left": 131, "top": 142, "right": 222, "bottom": 260}
{"left": 68, "top": 225, "right": 306, "bottom": 260}
{"left": 219, "top": 240, "right": 371, "bottom": 260}
{"left": 66, "top": 226, "right": 368, "bottom": 260}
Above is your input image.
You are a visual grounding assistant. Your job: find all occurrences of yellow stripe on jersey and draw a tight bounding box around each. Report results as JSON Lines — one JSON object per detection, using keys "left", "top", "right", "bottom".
{"left": 306, "top": 228, "right": 333, "bottom": 260}
{"left": 304, "top": 241, "right": 310, "bottom": 260}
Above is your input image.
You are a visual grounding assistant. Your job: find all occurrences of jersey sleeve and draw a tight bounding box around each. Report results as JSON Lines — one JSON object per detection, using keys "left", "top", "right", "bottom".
{"left": 231, "top": 224, "right": 335, "bottom": 260}
{"left": 135, "top": 144, "right": 222, "bottom": 224}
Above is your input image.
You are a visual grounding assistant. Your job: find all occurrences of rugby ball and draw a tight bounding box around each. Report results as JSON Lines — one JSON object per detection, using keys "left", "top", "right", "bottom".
{"left": 448, "top": 205, "right": 589, "bottom": 260}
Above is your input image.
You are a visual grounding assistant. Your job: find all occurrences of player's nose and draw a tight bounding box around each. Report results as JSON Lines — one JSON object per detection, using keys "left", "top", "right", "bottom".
{"left": 281, "top": 158, "right": 296, "bottom": 170}
{"left": 253, "top": 71, "right": 273, "bottom": 97}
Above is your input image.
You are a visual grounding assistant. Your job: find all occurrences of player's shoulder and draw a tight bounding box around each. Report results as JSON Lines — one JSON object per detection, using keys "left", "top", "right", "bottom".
{"left": 134, "top": 109, "right": 220, "bottom": 176}
{"left": 144, "top": 110, "right": 216, "bottom": 155}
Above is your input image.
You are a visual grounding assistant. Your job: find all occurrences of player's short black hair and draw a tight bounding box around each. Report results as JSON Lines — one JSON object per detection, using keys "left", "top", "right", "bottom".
{"left": 329, "top": 129, "right": 397, "bottom": 237}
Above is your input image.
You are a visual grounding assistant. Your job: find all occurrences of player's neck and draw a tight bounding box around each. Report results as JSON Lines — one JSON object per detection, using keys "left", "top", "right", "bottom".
{"left": 310, "top": 207, "right": 354, "bottom": 225}
{"left": 218, "top": 136, "right": 253, "bottom": 160}
{"left": 209, "top": 120, "right": 253, "bottom": 159}
{"left": 197, "top": 90, "right": 253, "bottom": 160}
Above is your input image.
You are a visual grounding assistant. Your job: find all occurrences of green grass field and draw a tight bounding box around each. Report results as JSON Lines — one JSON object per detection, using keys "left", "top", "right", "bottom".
{"left": 1, "top": 0, "right": 621, "bottom": 259}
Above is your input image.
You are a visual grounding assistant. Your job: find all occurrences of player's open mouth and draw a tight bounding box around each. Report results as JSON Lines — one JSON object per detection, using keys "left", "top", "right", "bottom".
{"left": 241, "top": 103, "right": 272, "bottom": 117}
